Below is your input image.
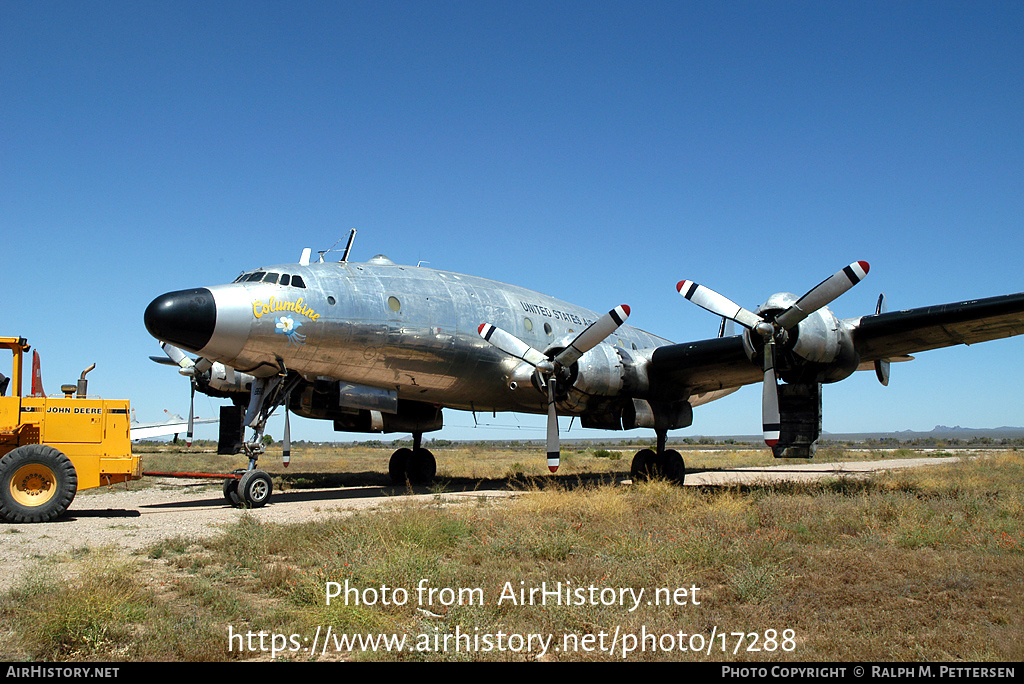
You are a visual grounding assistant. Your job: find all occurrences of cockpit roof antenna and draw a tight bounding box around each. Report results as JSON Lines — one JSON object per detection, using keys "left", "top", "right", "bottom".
{"left": 341, "top": 229, "right": 357, "bottom": 262}
{"left": 317, "top": 229, "right": 357, "bottom": 263}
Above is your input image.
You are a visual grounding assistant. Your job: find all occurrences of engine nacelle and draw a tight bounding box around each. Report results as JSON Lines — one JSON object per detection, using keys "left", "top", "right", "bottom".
{"left": 744, "top": 293, "right": 861, "bottom": 385}
{"left": 622, "top": 398, "right": 693, "bottom": 431}
{"left": 568, "top": 342, "right": 625, "bottom": 400}
{"left": 547, "top": 341, "right": 652, "bottom": 414}
{"left": 207, "top": 362, "right": 255, "bottom": 394}
{"left": 291, "top": 380, "right": 442, "bottom": 433}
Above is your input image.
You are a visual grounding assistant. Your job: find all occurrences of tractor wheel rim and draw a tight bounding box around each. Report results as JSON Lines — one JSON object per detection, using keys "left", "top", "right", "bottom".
{"left": 10, "top": 463, "right": 57, "bottom": 507}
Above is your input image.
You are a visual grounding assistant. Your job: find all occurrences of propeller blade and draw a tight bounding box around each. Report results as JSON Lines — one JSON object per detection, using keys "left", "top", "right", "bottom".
{"left": 283, "top": 404, "right": 291, "bottom": 468}
{"left": 186, "top": 384, "right": 195, "bottom": 447}
{"left": 874, "top": 293, "right": 890, "bottom": 386}
{"left": 762, "top": 342, "right": 781, "bottom": 447}
{"left": 546, "top": 378, "right": 559, "bottom": 472}
{"left": 161, "top": 342, "right": 195, "bottom": 370}
{"left": 553, "top": 305, "right": 630, "bottom": 367}
{"left": 677, "top": 281, "right": 764, "bottom": 330}
{"left": 478, "top": 323, "right": 553, "bottom": 371}
{"left": 775, "top": 261, "right": 870, "bottom": 330}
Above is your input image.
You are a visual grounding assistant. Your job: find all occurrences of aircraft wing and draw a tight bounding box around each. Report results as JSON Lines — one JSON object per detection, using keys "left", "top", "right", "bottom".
{"left": 130, "top": 417, "right": 218, "bottom": 441}
{"left": 648, "top": 291, "right": 1024, "bottom": 397}
{"left": 850, "top": 292, "right": 1024, "bottom": 362}
{"left": 649, "top": 335, "right": 760, "bottom": 397}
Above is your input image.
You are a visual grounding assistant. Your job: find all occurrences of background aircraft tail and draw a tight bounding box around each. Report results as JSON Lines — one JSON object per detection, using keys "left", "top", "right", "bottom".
{"left": 31, "top": 350, "right": 45, "bottom": 397}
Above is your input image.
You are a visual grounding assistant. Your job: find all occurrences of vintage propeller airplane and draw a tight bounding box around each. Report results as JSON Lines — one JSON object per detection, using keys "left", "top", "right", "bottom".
{"left": 144, "top": 233, "right": 1024, "bottom": 506}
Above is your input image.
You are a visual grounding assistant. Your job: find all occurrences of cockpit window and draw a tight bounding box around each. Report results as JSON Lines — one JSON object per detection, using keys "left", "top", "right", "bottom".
{"left": 236, "top": 271, "right": 305, "bottom": 288}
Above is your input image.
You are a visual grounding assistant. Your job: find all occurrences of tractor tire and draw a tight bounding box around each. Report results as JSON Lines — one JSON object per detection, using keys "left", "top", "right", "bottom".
{"left": 0, "top": 445, "right": 78, "bottom": 523}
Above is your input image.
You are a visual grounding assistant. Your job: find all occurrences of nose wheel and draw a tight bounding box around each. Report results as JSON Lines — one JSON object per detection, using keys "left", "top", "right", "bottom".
{"left": 237, "top": 469, "right": 273, "bottom": 507}
{"left": 222, "top": 468, "right": 273, "bottom": 508}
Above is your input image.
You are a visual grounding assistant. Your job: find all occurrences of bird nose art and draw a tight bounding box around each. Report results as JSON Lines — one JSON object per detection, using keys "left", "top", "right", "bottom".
{"left": 144, "top": 288, "right": 217, "bottom": 353}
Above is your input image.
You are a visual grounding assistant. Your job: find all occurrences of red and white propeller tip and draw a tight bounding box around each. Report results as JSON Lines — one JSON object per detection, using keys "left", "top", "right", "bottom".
{"left": 546, "top": 380, "right": 559, "bottom": 472}
{"left": 676, "top": 281, "right": 764, "bottom": 331}
{"left": 761, "top": 343, "right": 780, "bottom": 447}
{"left": 478, "top": 323, "right": 552, "bottom": 371}
{"left": 553, "top": 305, "right": 631, "bottom": 367}
{"left": 775, "top": 261, "right": 870, "bottom": 330}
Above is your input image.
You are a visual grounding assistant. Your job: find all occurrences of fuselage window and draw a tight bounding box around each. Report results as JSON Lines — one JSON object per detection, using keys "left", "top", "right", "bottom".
{"left": 388, "top": 296, "right": 402, "bottom": 312}
{"left": 543, "top": 322, "right": 553, "bottom": 336}
{"left": 524, "top": 317, "right": 534, "bottom": 332}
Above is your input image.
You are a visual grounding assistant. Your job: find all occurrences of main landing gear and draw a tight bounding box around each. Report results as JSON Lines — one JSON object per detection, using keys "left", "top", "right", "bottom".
{"left": 629, "top": 429, "right": 685, "bottom": 485}
{"left": 388, "top": 432, "right": 436, "bottom": 485}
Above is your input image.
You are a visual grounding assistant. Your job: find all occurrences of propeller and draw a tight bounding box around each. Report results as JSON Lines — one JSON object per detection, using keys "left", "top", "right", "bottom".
{"left": 282, "top": 390, "right": 292, "bottom": 468}
{"left": 187, "top": 382, "right": 195, "bottom": 447}
{"left": 155, "top": 342, "right": 214, "bottom": 448}
{"left": 678, "top": 261, "right": 869, "bottom": 447}
{"left": 479, "top": 304, "right": 630, "bottom": 472}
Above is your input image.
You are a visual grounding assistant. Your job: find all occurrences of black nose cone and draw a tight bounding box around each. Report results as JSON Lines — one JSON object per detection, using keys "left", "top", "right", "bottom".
{"left": 144, "top": 288, "right": 217, "bottom": 353}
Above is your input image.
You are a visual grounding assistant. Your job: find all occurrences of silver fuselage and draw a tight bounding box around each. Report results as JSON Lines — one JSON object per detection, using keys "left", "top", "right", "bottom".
{"left": 196, "top": 255, "right": 676, "bottom": 416}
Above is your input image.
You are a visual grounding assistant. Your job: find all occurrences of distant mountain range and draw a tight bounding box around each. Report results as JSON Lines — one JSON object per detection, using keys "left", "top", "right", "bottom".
{"left": 694, "top": 425, "right": 1024, "bottom": 444}
{"left": 831, "top": 425, "right": 1024, "bottom": 441}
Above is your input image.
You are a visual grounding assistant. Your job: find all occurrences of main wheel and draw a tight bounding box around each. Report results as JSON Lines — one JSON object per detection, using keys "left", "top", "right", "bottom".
{"left": 630, "top": 449, "right": 657, "bottom": 482}
{"left": 237, "top": 469, "right": 273, "bottom": 508}
{"left": 388, "top": 448, "right": 413, "bottom": 484}
{"left": 0, "top": 445, "right": 78, "bottom": 523}
{"left": 408, "top": 448, "right": 436, "bottom": 484}
{"left": 657, "top": 449, "right": 686, "bottom": 485}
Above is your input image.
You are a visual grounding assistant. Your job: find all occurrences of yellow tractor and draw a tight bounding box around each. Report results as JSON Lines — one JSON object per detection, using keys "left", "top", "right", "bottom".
{"left": 0, "top": 337, "right": 141, "bottom": 522}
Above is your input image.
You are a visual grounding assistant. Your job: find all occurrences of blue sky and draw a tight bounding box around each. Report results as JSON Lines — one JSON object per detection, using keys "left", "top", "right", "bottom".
{"left": 3, "top": 1, "right": 1023, "bottom": 446}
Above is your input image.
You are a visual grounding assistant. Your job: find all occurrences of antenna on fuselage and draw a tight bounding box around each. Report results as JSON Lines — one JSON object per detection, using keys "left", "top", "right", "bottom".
{"left": 341, "top": 229, "right": 357, "bottom": 262}
{"left": 317, "top": 229, "right": 358, "bottom": 263}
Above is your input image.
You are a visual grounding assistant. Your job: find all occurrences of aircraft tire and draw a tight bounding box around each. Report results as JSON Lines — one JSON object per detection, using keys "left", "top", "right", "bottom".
{"left": 657, "top": 449, "right": 686, "bottom": 485}
{"left": 223, "top": 477, "right": 240, "bottom": 506}
{"left": 0, "top": 445, "right": 78, "bottom": 523}
{"left": 237, "top": 469, "right": 273, "bottom": 508}
{"left": 630, "top": 449, "right": 658, "bottom": 482}
{"left": 389, "top": 448, "right": 413, "bottom": 484}
{"left": 408, "top": 448, "right": 436, "bottom": 484}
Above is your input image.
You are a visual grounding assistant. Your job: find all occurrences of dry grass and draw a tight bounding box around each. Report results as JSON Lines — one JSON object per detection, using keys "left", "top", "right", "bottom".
{"left": 5, "top": 448, "right": 1021, "bottom": 661}
{"left": 130, "top": 440, "right": 963, "bottom": 489}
